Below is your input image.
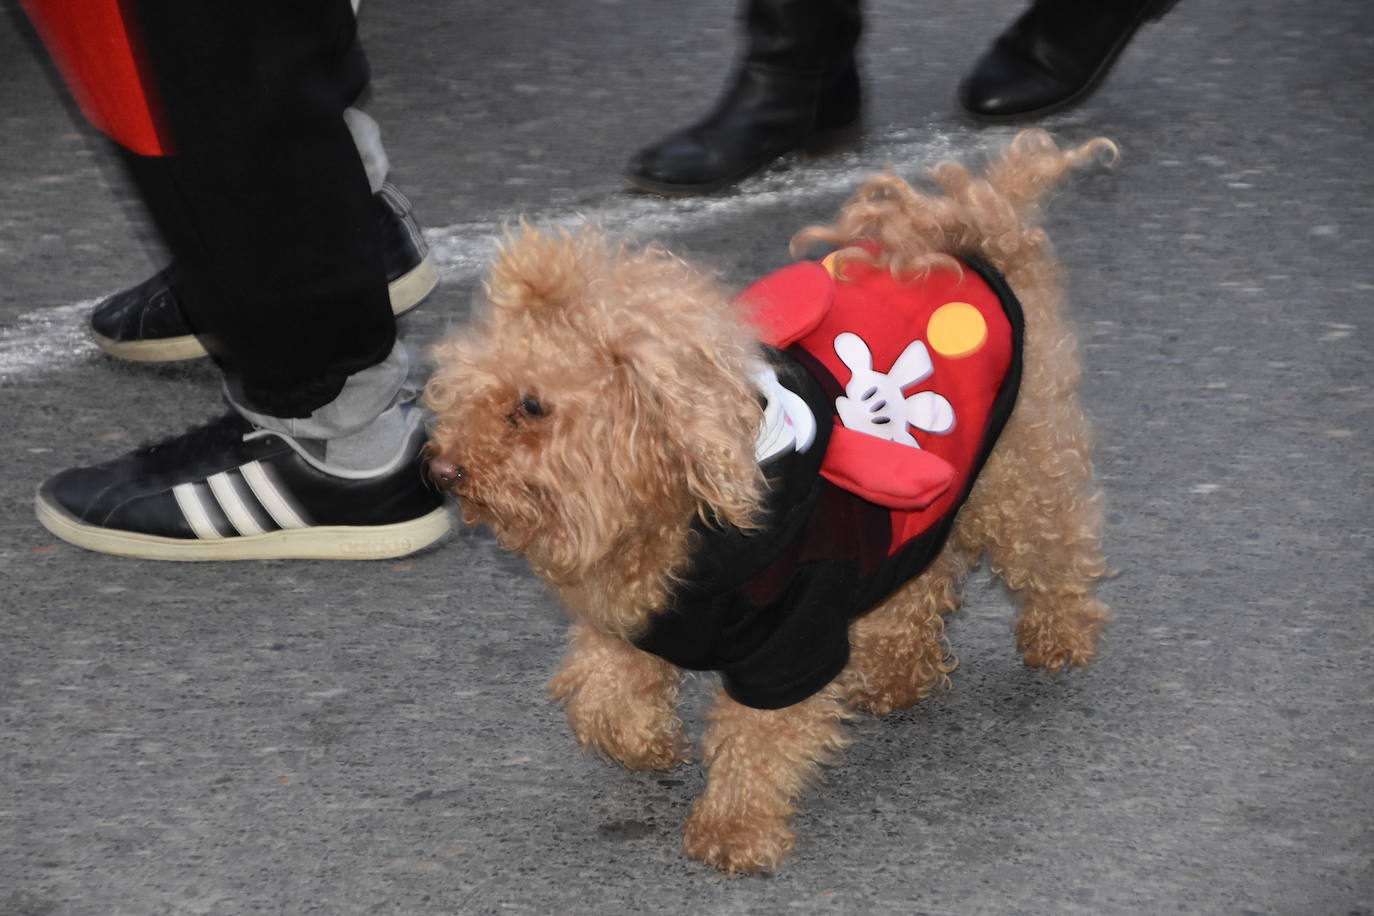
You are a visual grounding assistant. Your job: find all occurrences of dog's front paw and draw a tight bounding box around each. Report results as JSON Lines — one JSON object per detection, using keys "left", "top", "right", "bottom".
{"left": 1021, "top": 637, "right": 1095, "bottom": 672}
{"left": 548, "top": 625, "right": 689, "bottom": 771}
{"left": 682, "top": 811, "right": 794, "bottom": 875}
{"left": 1017, "top": 596, "right": 1108, "bottom": 672}
{"left": 551, "top": 677, "right": 689, "bottom": 771}
{"left": 597, "top": 721, "right": 689, "bottom": 772}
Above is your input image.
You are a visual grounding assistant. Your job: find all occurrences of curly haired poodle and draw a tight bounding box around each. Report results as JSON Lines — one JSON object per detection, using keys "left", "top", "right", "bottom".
{"left": 425, "top": 129, "right": 1115, "bottom": 874}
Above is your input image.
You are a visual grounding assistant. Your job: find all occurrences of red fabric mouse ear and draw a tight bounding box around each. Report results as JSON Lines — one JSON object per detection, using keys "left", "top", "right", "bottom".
{"left": 737, "top": 261, "right": 834, "bottom": 348}
{"left": 819, "top": 426, "right": 956, "bottom": 510}
{"left": 20, "top": 0, "right": 167, "bottom": 156}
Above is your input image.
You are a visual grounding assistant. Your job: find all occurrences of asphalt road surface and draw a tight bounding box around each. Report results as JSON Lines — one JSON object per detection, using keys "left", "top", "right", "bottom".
{"left": 1, "top": 1, "right": 1371, "bottom": 914}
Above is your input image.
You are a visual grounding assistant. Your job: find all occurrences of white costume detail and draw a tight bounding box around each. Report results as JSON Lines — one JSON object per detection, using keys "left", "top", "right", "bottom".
{"left": 833, "top": 333, "right": 955, "bottom": 447}
{"left": 753, "top": 363, "right": 818, "bottom": 462}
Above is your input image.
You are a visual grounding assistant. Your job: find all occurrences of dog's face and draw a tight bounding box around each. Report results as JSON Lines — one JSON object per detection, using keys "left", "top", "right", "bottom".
{"left": 425, "top": 227, "right": 768, "bottom": 598}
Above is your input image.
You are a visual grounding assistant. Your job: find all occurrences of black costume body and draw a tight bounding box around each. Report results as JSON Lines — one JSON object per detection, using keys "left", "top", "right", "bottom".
{"left": 634, "top": 257, "right": 1025, "bottom": 709}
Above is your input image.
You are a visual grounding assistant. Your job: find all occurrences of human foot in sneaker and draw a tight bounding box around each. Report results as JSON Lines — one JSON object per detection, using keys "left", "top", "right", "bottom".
{"left": 90, "top": 182, "right": 439, "bottom": 362}
{"left": 35, "top": 408, "right": 451, "bottom": 560}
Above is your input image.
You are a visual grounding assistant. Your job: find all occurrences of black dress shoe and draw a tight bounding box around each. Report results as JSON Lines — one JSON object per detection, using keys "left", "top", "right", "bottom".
{"left": 957, "top": 0, "right": 1180, "bottom": 121}
{"left": 627, "top": 62, "right": 861, "bottom": 195}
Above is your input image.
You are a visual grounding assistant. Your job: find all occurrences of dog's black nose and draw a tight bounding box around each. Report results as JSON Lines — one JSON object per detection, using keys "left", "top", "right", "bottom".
{"left": 428, "top": 458, "right": 464, "bottom": 487}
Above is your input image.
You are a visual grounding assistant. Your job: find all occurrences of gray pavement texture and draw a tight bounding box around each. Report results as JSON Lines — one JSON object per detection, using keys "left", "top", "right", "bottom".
{"left": 1, "top": 0, "right": 1371, "bottom": 914}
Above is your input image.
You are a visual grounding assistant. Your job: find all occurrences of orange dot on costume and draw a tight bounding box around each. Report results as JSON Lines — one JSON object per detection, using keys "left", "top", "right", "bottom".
{"left": 821, "top": 251, "right": 841, "bottom": 277}
{"left": 927, "top": 302, "right": 988, "bottom": 358}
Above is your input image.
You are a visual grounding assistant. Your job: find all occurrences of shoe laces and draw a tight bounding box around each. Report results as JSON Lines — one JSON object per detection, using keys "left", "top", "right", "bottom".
{"left": 133, "top": 413, "right": 256, "bottom": 470}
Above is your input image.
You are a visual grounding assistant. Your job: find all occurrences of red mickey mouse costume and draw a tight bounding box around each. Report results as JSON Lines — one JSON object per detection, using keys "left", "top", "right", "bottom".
{"left": 633, "top": 253, "right": 1024, "bottom": 709}
{"left": 17, "top": 0, "right": 166, "bottom": 156}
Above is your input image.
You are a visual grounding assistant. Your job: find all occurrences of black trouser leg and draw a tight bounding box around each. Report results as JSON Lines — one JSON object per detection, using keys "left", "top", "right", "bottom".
{"left": 120, "top": 0, "right": 394, "bottom": 417}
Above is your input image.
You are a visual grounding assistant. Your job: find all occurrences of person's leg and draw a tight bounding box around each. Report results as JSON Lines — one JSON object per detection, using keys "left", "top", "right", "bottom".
{"left": 343, "top": 107, "right": 389, "bottom": 194}
{"left": 88, "top": 34, "right": 436, "bottom": 364}
{"left": 88, "top": 174, "right": 436, "bottom": 363}
{"left": 625, "top": 0, "right": 862, "bottom": 196}
{"left": 27, "top": 0, "right": 449, "bottom": 558}
{"left": 957, "top": 0, "right": 1180, "bottom": 121}
{"left": 116, "top": 1, "right": 391, "bottom": 410}
{"left": 224, "top": 341, "right": 419, "bottom": 474}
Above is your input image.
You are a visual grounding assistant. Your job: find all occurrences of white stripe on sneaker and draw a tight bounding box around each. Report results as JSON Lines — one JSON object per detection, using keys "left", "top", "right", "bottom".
{"left": 173, "top": 483, "right": 223, "bottom": 540}
{"left": 240, "top": 460, "right": 309, "bottom": 530}
{"left": 208, "top": 472, "right": 266, "bottom": 537}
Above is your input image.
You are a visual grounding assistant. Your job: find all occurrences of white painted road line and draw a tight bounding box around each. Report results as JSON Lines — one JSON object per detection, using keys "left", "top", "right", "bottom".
{"left": 1, "top": 126, "right": 1026, "bottom": 382}
{"left": 0, "top": 301, "right": 100, "bottom": 383}
{"left": 422, "top": 127, "right": 1013, "bottom": 279}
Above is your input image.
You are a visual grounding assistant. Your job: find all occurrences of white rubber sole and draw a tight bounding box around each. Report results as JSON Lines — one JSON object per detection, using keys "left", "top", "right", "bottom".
{"left": 92, "top": 252, "right": 440, "bottom": 363}
{"left": 90, "top": 329, "right": 213, "bottom": 363}
{"left": 35, "top": 494, "right": 452, "bottom": 561}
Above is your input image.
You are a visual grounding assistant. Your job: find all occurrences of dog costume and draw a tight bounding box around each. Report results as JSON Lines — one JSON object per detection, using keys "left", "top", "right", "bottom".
{"left": 634, "top": 254, "right": 1024, "bottom": 708}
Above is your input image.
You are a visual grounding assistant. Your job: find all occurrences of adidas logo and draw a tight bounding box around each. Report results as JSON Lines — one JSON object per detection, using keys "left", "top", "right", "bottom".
{"left": 337, "top": 539, "right": 417, "bottom": 555}
{"left": 171, "top": 460, "right": 310, "bottom": 539}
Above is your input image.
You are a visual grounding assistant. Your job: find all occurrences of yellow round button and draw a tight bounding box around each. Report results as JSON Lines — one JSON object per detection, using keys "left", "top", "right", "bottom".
{"left": 927, "top": 302, "right": 987, "bottom": 358}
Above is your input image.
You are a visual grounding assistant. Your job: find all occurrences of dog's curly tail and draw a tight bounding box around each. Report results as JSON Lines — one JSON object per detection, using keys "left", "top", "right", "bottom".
{"left": 971, "top": 129, "right": 1117, "bottom": 216}
{"left": 791, "top": 129, "right": 1116, "bottom": 279}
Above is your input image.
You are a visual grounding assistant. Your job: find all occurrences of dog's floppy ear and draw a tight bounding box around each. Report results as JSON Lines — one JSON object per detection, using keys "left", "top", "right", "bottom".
{"left": 607, "top": 335, "right": 764, "bottom": 534}
{"left": 597, "top": 249, "right": 767, "bottom": 534}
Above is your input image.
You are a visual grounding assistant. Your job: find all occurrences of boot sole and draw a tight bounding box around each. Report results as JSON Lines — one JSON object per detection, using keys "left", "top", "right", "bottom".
{"left": 959, "top": 0, "right": 1179, "bottom": 123}
{"left": 35, "top": 489, "right": 452, "bottom": 561}
{"left": 91, "top": 253, "right": 440, "bottom": 363}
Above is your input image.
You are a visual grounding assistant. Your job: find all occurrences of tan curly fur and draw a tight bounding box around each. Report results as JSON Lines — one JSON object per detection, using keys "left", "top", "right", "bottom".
{"left": 426, "top": 223, "right": 766, "bottom": 638}
{"left": 426, "top": 130, "right": 1113, "bottom": 874}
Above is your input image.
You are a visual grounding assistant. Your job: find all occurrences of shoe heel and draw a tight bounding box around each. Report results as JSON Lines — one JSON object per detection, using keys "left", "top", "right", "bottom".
{"left": 388, "top": 253, "right": 439, "bottom": 315}
{"left": 799, "top": 118, "right": 862, "bottom": 158}
{"left": 803, "top": 61, "right": 862, "bottom": 157}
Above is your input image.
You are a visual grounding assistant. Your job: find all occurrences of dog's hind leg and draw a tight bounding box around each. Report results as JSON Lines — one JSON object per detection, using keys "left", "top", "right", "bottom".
{"left": 837, "top": 547, "right": 969, "bottom": 716}
{"left": 683, "top": 686, "right": 851, "bottom": 874}
{"left": 548, "top": 622, "right": 688, "bottom": 771}
{"left": 954, "top": 388, "right": 1109, "bottom": 671}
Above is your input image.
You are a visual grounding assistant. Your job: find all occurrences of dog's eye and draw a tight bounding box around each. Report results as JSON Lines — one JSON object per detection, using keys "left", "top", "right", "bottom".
{"left": 519, "top": 394, "right": 545, "bottom": 417}
{"left": 507, "top": 393, "right": 548, "bottom": 426}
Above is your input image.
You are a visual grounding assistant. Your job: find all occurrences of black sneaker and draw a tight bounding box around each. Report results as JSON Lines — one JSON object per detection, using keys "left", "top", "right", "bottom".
{"left": 90, "top": 182, "right": 440, "bottom": 362}
{"left": 35, "top": 410, "right": 451, "bottom": 560}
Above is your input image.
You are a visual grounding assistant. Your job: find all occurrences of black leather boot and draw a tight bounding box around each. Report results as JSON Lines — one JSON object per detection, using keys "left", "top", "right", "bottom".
{"left": 627, "top": 0, "right": 862, "bottom": 195}
{"left": 957, "top": 0, "right": 1180, "bottom": 121}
